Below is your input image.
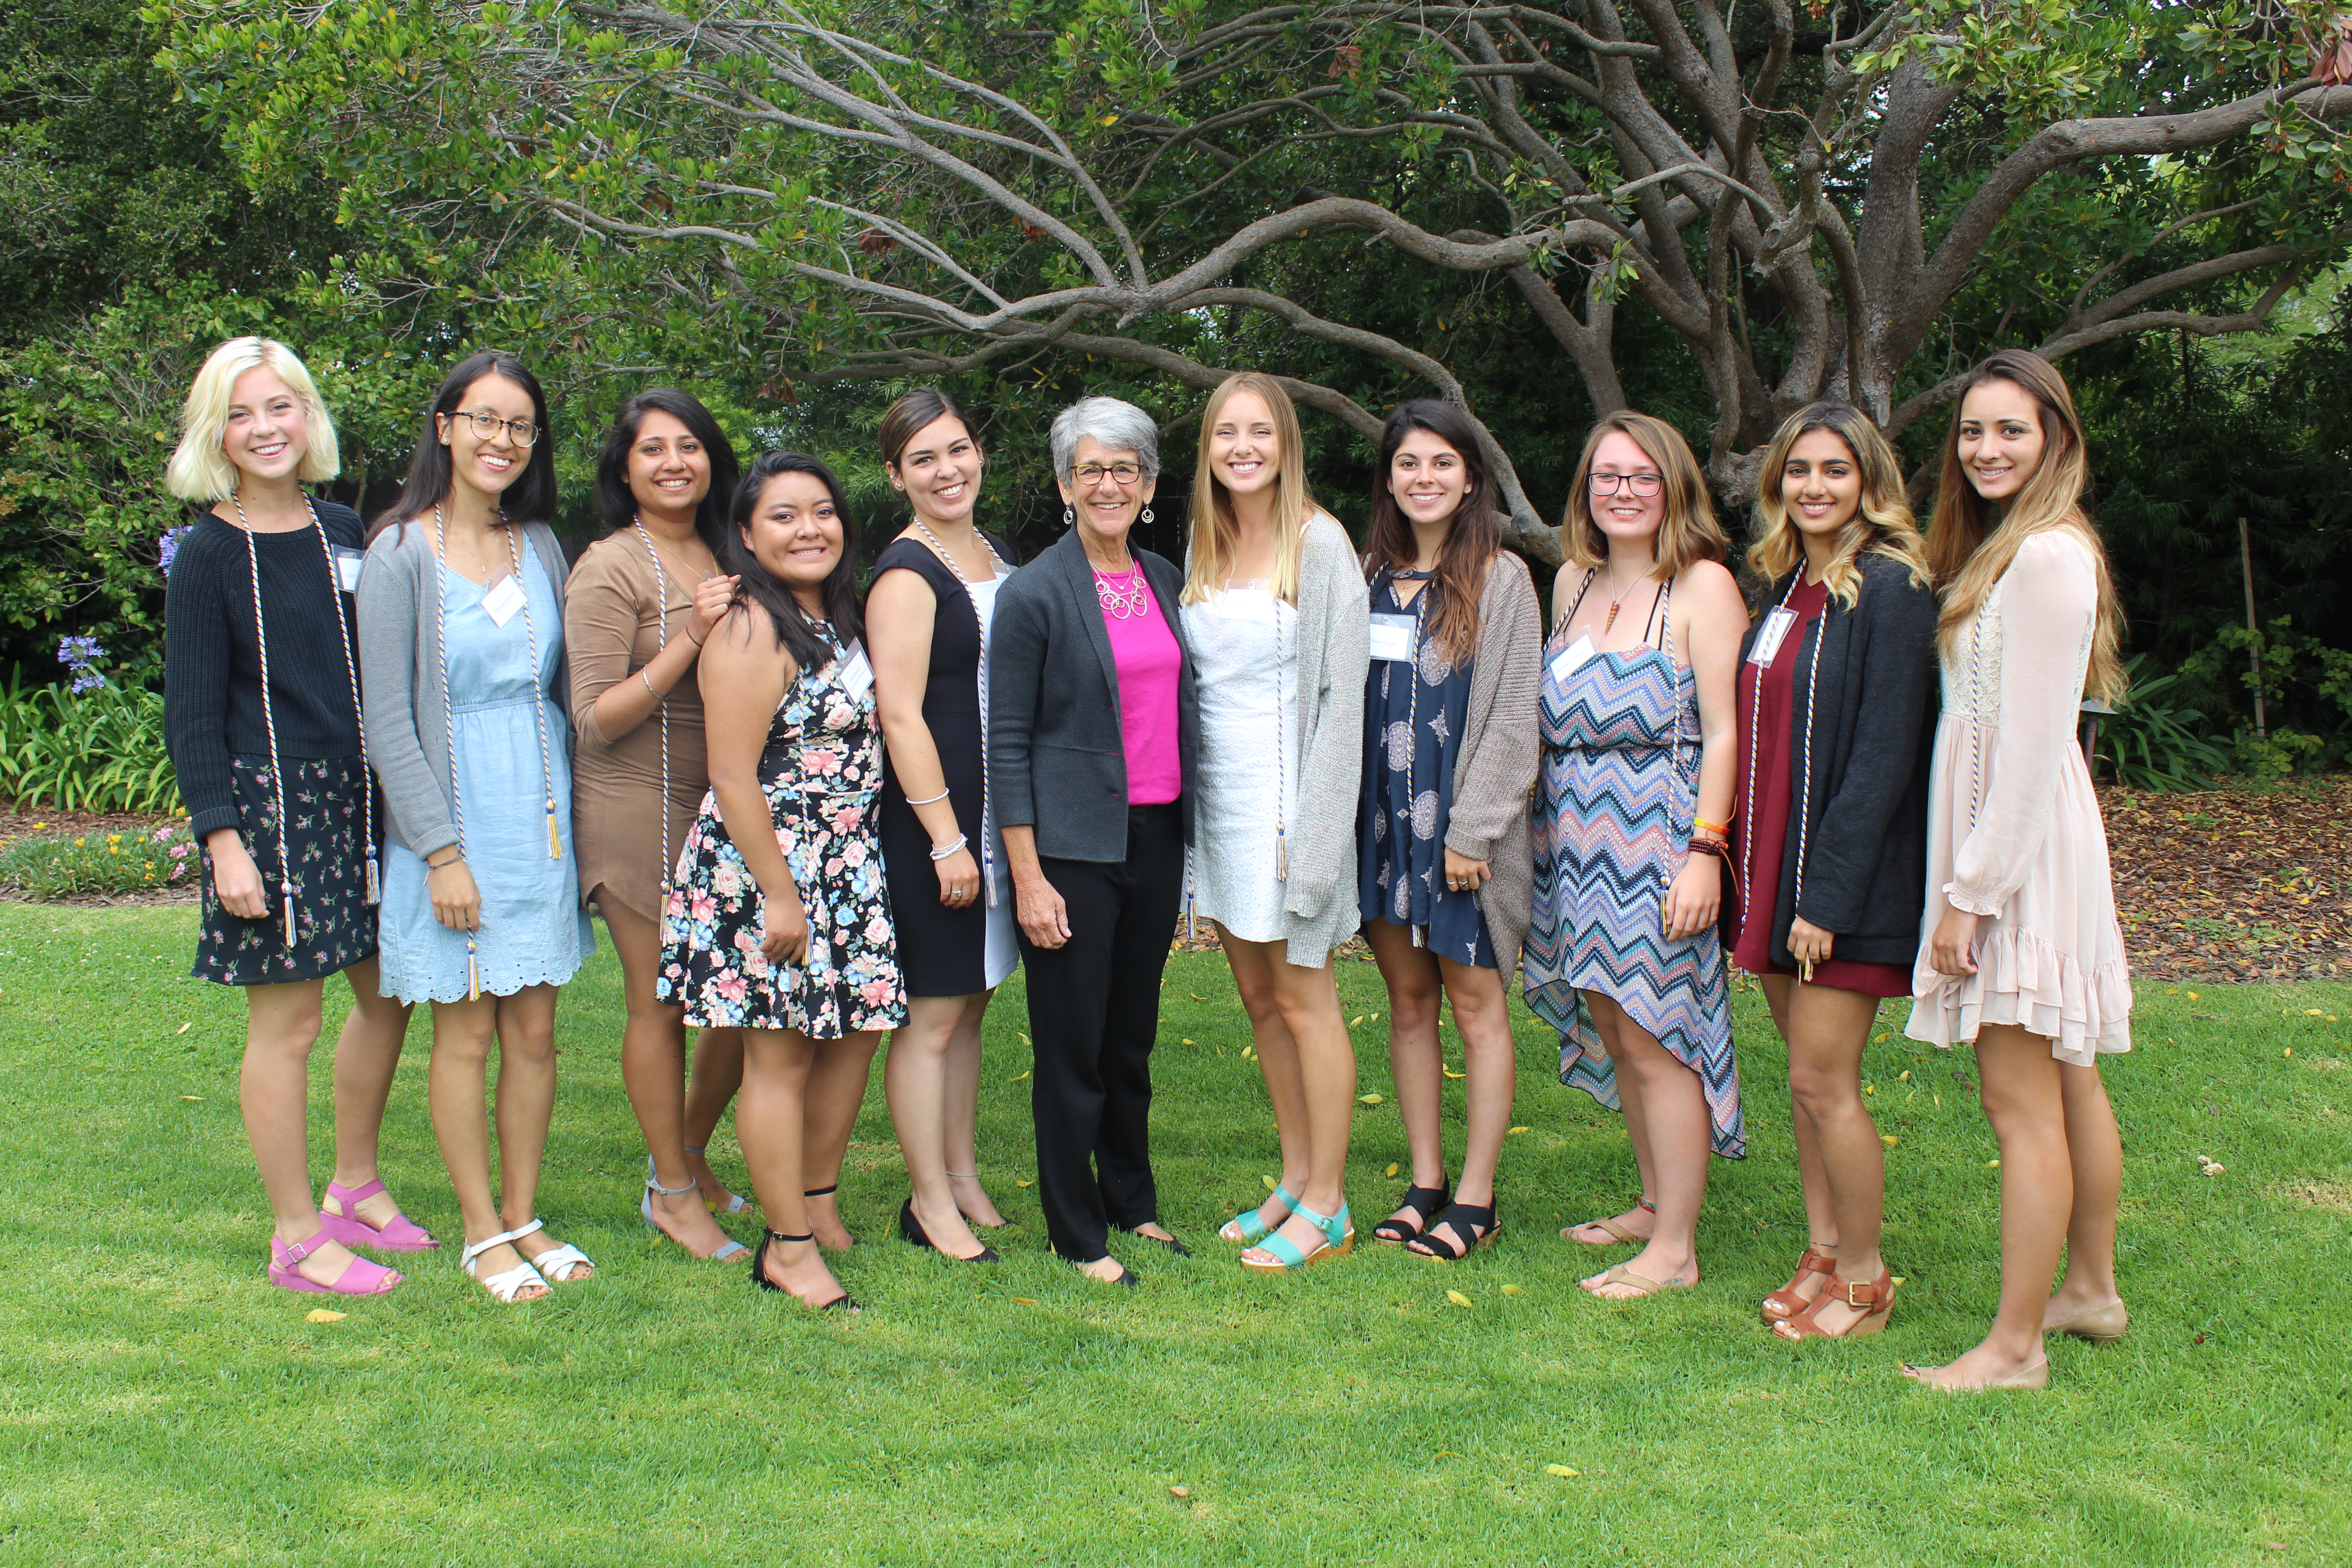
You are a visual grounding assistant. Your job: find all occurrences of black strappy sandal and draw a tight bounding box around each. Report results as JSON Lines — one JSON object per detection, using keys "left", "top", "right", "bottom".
{"left": 750, "top": 1229, "right": 858, "bottom": 1311}
{"left": 1372, "top": 1178, "right": 1452, "bottom": 1245}
{"left": 1408, "top": 1200, "right": 1501, "bottom": 1260}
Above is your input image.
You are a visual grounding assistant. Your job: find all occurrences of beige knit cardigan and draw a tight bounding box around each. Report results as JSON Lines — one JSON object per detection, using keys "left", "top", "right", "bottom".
{"left": 1442, "top": 550, "right": 1545, "bottom": 976}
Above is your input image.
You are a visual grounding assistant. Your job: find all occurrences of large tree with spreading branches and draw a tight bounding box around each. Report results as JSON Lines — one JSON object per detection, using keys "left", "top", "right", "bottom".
{"left": 168, "top": 0, "right": 2352, "bottom": 555}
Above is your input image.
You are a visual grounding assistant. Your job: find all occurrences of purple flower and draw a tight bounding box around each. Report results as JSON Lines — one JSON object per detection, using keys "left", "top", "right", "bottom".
{"left": 57, "top": 635, "right": 107, "bottom": 695}
{"left": 157, "top": 525, "right": 191, "bottom": 579}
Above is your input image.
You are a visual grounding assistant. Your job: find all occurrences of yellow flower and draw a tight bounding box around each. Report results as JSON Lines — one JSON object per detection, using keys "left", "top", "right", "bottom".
{"left": 73, "top": 837, "right": 84, "bottom": 847}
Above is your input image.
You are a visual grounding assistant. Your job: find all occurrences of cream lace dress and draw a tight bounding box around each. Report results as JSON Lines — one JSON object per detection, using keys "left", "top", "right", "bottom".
{"left": 1906, "top": 530, "right": 2132, "bottom": 1063}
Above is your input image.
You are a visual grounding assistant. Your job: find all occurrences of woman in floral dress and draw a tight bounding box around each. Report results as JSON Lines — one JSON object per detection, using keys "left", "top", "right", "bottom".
{"left": 659, "top": 451, "right": 904, "bottom": 1311}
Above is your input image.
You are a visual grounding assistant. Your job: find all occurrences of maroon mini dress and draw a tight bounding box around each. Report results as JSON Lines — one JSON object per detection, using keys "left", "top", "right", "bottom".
{"left": 1731, "top": 575, "right": 1910, "bottom": 998}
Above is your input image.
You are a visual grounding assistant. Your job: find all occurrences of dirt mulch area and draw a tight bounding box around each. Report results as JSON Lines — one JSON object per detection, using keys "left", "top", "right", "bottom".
{"left": 0, "top": 804, "right": 200, "bottom": 906}
{"left": 2102, "top": 778, "right": 2350, "bottom": 985}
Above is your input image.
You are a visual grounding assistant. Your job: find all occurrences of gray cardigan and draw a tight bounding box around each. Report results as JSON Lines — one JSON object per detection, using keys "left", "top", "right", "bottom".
{"left": 357, "top": 518, "right": 572, "bottom": 860}
{"left": 988, "top": 530, "right": 1200, "bottom": 860}
{"left": 1441, "top": 551, "right": 1544, "bottom": 975}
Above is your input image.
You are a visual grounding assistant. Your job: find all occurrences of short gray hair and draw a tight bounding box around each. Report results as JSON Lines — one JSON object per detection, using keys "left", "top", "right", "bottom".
{"left": 1050, "top": 396, "right": 1159, "bottom": 483}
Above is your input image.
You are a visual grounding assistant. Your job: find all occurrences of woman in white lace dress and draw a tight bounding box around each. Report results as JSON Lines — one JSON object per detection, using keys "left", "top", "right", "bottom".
{"left": 1904, "top": 350, "right": 2132, "bottom": 1391}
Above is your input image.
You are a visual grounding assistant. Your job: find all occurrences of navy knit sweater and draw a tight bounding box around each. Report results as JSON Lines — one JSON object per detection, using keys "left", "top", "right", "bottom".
{"left": 162, "top": 500, "right": 367, "bottom": 839}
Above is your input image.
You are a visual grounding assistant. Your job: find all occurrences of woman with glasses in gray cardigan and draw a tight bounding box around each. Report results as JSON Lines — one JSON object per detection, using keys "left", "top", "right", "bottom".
{"left": 1185, "top": 372, "right": 1371, "bottom": 1274}
{"left": 990, "top": 396, "right": 1200, "bottom": 1287}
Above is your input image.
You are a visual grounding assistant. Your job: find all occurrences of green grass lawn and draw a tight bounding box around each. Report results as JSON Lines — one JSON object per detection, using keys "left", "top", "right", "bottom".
{"left": 3, "top": 903, "right": 2348, "bottom": 1566}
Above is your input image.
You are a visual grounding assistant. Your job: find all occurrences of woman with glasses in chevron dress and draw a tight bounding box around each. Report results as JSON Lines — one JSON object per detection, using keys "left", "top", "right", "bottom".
{"left": 1523, "top": 412, "right": 1747, "bottom": 1303}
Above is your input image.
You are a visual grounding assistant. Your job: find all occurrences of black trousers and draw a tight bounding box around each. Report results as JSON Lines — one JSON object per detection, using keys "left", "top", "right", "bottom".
{"left": 1021, "top": 803, "right": 1186, "bottom": 1263}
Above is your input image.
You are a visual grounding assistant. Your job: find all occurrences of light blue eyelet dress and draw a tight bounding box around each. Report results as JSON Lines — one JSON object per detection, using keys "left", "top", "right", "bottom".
{"left": 378, "top": 544, "right": 596, "bottom": 1004}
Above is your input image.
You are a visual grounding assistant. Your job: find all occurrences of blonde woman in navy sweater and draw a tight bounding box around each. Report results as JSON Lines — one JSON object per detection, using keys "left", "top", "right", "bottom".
{"left": 163, "top": 337, "right": 424, "bottom": 1297}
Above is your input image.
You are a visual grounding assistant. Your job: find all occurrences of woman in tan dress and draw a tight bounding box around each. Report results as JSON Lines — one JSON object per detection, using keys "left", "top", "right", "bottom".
{"left": 1903, "top": 351, "right": 2133, "bottom": 1391}
{"left": 568, "top": 389, "right": 875, "bottom": 1260}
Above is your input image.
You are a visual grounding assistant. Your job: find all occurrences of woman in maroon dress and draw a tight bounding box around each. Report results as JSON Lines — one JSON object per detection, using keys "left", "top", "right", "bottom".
{"left": 1734, "top": 402, "right": 1939, "bottom": 1341}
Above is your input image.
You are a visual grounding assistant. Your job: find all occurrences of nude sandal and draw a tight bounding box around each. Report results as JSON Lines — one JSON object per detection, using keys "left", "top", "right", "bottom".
{"left": 1583, "top": 1264, "right": 1692, "bottom": 1300}
{"left": 1563, "top": 1196, "right": 1653, "bottom": 1246}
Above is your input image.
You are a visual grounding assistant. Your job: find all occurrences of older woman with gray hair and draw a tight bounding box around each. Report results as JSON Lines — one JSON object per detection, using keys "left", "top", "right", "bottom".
{"left": 989, "top": 396, "right": 1200, "bottom": 1286}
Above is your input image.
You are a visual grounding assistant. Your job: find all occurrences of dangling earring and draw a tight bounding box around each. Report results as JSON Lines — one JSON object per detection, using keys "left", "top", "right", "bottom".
{"left": 1063, "top": 503, "right": 1075, "bottom": 528}
{"left": 1140, "top": 505, "right": 1155, "bottom": 525}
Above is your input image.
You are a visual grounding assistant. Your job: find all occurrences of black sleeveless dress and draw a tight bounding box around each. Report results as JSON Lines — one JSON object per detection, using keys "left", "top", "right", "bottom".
{"left": 869, "top": 533, "right": 1019, "bottom": 997}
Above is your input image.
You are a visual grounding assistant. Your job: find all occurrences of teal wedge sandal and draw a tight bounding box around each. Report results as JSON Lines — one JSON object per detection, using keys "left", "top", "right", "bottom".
{"left": 1239, "top": 1200, "right": 1354, "bottom": 1274}
{"left": 1218, "top": 1185, "right": 1298, "bottom": 1245}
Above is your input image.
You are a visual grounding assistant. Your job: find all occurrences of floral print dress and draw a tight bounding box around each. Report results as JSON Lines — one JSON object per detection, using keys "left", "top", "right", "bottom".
{"left": 657, "top": 631, "right": 907, "bottom": 1038}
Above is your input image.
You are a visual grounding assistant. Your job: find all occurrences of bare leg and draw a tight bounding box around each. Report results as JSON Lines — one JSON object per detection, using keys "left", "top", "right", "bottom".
{"left": 1581, "top": 993, "right": 1706, "bottom": 1298}
{"left": 242, "top": 978, "right": 382, "bottom": 1286}
{"left": 740, "top": 1026, "right": 854, "bottom": 1306}
{"left": 324, "top": 955, "right": 419, "bottom": 1234}
{"left": 2045, "top": 1058, "right": 2125, "bottom": 1327}
{"left": 599, "top": 895, "right": 735, "bottom": 1257}
{"left": 1366, "top": 920, "right": 1447, "bottom": 1235}
{"left": 683, "top": 1026, "right": 748, "bottom": 1208}
{"left": 885, "top": 995, "right": 986, "bottom": 1258}
{"left": 1770, "top": 977, "right": 1884, "bottom": 1334}
{"left": 1217, "top": 927, "right": 1310, "bottom": 1239}
{"left": 1908, "top": 1023, "right": 2063, "bottom": 1387}
{"left": 801, "top": 1026, "right": 877, "bottom": 1250}
{"left": 1227, "top": 937, "right": 1356, "bottom": 1267}
{"left": 1439, "top": 957, "right": 1514, "bottom": 1208}
{"left": 941, "top": 990, "right": 1006, "bottom": 1227}
{"left": 426, "top": 993, "right": 544, "bottom": 1298}
{"left": 486, "top": 985, "right": 589, "bottom": 1280}
{"left": 1565, "top": 992, "right": 1660, "bottom": 1245}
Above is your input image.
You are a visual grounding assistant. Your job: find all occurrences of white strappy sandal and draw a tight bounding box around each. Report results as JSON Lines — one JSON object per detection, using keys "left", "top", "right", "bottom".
{"left": 506, "top": 1216, "right": 596, "bottom": 1284}
{"left": 460, "top": 1228, "right": 549, "bottom": 1303}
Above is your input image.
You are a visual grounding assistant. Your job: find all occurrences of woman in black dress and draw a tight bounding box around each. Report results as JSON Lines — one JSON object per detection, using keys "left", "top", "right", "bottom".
{"left": 867, "top": 388, "right": 1018, "bottom": 1265}
{"left": 162, "top": 336, "right": 426, "bottom": 1296}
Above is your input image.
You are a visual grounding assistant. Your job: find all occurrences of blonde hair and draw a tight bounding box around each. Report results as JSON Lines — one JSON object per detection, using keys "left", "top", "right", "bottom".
{"left": 1923, "top": 350, "right": 2126, "bottom": 703}
{"left": 1746, "top": 401, "right": 1932, "bottom": 608}
{"left": 164, "top": 337, "right": 341, "bottom": 503}
{"left": 1561, "top": 411, "right": 1728, "bottom": 577}
{"left": 1183, "top": 372, "right": 1318, "bottom": 605}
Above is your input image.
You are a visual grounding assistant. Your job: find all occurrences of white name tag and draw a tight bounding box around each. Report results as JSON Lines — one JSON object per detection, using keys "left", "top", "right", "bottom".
{"left": 1368, "top": 613, "right": 1418, "bottom": 662}
{"left": 480, "top": 572, "right": 527, "bottom": 627}
{"left": 1749, "top": 606, "right": 1798, "bottom": 667}
{"left": 1548, "top": 634, "right": 1595, "bottom": 684}
{"left": 834, "top": 642, "right": 874, "bottom": 701}
{"left": 333, "top": 547, "right": 366, "bottom": 593}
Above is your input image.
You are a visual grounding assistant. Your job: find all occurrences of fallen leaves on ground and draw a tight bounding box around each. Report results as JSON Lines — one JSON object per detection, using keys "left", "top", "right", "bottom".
{"left": 2103, "top": 778, "right": 2349, "bottom": 982}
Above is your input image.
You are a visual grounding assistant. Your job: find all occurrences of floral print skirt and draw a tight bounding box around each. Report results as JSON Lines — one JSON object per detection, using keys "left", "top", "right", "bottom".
{"left": 194, "top": 752, "right": 378, "bottom": 986}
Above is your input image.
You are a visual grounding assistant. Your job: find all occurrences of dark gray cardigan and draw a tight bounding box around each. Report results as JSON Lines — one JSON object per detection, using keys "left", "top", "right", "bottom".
{"left": 1738, "top": 552, "right": 1939, "bottom": 968}
{"left": 988, "top": 530, "right": 1200, "bottom": 862}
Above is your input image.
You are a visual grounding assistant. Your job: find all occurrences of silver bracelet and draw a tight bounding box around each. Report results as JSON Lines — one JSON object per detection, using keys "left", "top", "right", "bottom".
{"left": 928, "top": 833, "right": 969, "bottom": 861}
{"left": 905, "top": 788, "right": 950, "bottom": 807}
{"left": 640, "top": 668, "right": 660, "bottom": 697}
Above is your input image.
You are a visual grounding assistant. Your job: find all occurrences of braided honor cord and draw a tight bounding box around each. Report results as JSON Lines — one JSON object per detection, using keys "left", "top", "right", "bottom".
{"left": 1385, "top": 566, "right": 1432, "bottom": 945}
{"left": 226, "top": 491, "right": 297, "bottom": 947}
{"left": 630, "top": 518, "right": 676, "bottom": 883}
{"left": 1738, "top": 572, "right": 1807, "bottom": 931}
{"left": 910, "top": 519, "right": 1011, "bottom": 907}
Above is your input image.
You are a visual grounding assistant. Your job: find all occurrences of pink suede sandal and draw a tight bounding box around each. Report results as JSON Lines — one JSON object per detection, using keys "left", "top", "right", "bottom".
{"left": 268, "top": 1228, "right": 402, "bottom": 1296}
{"left": 322, "top": 1179, "right": 441, "bottom": 1252}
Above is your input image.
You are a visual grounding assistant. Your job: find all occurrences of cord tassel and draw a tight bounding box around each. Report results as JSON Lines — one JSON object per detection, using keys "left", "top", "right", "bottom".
{"left": 281, "top": 888, "right": 298, "bottom": 949}
{"left": 365, "top": 853, "right": 380, "bottom": 907}
{"left": 546, "top": 801, "right": 562, "bottom": 860}
{"left": 466, "top": 936, "right": 480, "bottom": 1002}
{"left": 1275, "top": 828, "right": 1289, "bottom": 883}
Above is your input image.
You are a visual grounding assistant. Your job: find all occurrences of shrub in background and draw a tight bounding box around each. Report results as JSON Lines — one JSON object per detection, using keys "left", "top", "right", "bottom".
{"left": 0, "top": 823, "right": 195, "bottom": 897}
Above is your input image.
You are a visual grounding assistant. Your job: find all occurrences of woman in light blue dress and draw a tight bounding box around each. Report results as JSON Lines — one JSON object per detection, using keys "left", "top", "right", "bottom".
{"left": 358, "top": 350, "right": 597, "bottom": 1304}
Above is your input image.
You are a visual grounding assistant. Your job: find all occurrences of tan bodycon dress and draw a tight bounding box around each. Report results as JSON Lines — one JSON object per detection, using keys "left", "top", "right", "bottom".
{"left": 565, "top": 530, "right": 717, "bottom": 923}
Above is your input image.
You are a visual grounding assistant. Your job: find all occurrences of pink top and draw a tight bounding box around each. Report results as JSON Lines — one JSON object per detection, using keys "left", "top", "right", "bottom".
{"left": 1098, "top": 566, "right": 1183, "bottom": 807}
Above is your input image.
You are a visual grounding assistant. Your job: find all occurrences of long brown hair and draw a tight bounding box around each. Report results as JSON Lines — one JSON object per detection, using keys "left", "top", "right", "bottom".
{"left": 1561, "top": 411, "right": 1727, "bottom": 577}
{"left": 1746, "top": 401, "right": 1931, "bottom": 608}
{"left": 1183, "top": 372, "right": 1318, "bottom": 605}
{"left": 1362, "top": 400, "right": 1497, "bottom": 664}
{"left": 1924, "top": 350, "right": 2126, "bottom": 702}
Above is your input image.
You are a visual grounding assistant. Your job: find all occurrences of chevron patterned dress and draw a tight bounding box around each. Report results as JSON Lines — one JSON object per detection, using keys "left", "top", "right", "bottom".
{"left": 1523, "top": 634, "right": 1744, "bottom": 1159}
